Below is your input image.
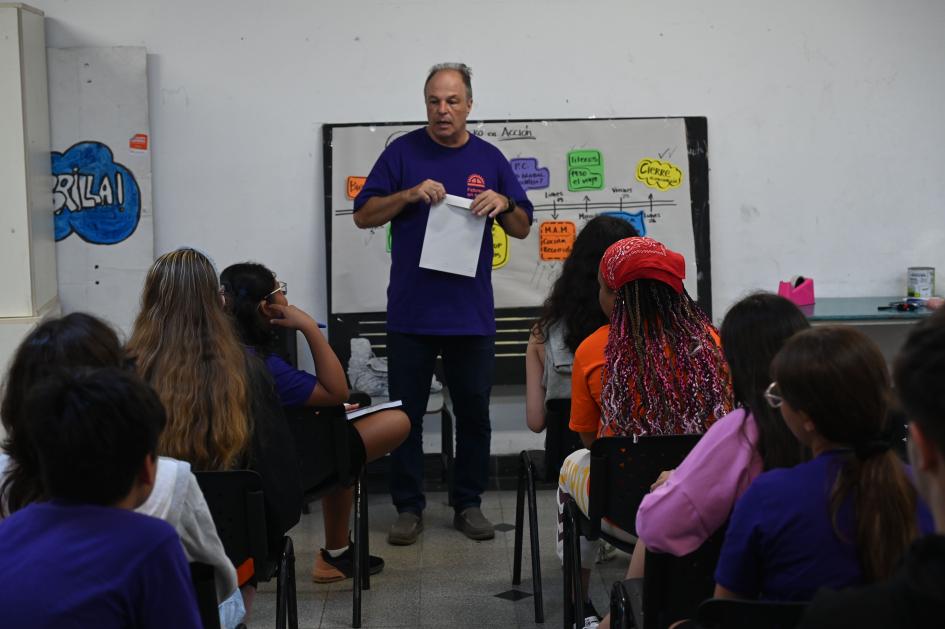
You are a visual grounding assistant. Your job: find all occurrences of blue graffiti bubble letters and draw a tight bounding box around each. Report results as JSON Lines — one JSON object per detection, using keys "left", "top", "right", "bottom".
{"left": 601, "top": 211, "right": 646, "bottom": 237}
{"left": 51, "top": 141, "right": 141, "bottom": 244}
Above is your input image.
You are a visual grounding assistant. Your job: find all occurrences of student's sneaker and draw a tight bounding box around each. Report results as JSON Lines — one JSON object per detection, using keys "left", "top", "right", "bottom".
{"left": 577, "top": 600, "right": 601, "bottom": 629}
{"left": 312, "top": 547, "right": 385, "bottom": 583}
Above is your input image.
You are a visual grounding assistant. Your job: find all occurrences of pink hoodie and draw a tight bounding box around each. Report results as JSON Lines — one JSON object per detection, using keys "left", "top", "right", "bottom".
{"left": 635, "top": 408, "right": 763, "bottom": 556}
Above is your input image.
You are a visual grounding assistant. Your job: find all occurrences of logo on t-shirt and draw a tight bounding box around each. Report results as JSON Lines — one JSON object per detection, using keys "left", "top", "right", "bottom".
{"left": 467, "top": 173, "right": 486, "bottom": 198}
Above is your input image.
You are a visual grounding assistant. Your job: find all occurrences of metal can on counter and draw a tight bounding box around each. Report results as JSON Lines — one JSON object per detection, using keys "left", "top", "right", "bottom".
{"left": 907, "top": 267, "right": 935, "bottom": 299}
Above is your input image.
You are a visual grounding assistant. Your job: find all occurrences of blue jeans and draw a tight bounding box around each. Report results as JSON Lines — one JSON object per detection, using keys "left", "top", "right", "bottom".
{"left": 386, "top": 332, "right": 495, "bottom": 514}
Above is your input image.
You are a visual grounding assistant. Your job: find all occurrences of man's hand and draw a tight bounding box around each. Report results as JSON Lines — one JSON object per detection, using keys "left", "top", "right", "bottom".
{"left": 406, "top": 179, "right": 446, "bottom": 205}
{"left": 470, "top": 189, "right": 510, "bottom": 218}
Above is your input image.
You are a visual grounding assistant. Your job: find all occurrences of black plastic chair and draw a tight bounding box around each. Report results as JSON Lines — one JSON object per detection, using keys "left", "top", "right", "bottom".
{"left": 609, "top": 579, "right": 643, "bottom": 629}
{"left": 696, "top": 598, "right": 808, "bottom": 629}
{"left": 283, "top": 404, "right": 371, "bottom": 627}
{"left": 511, "top": 398, "right": 579, "bottom": 623}
{"left": 512, "top": 450, "right": 545, "bottom": 623}
{"left": 562, "top": 434, "right": 702, "bottom": 629}
{"left": 190, "top": 562, "right": 223, "bottom": 629}
{"left": 195, "top": 470, "right": 298, "bottom": 629}
{"left": 639, "top": 525, "right": 727, "bottom": 629}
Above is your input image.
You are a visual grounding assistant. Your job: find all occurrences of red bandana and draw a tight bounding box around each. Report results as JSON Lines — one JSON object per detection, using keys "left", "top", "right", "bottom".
{"left": 599, "top": 237, "right": 686, "bottom": 294}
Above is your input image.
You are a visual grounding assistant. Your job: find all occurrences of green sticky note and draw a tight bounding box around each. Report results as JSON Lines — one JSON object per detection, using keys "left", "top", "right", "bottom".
{"left": 567, "top": 150, "right": 604, "bottom": 191}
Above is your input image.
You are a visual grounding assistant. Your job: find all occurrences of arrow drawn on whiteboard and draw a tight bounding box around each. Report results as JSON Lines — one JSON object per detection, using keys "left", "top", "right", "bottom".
{"left": 551, "top": 198, "right": 559, "bottom": 219}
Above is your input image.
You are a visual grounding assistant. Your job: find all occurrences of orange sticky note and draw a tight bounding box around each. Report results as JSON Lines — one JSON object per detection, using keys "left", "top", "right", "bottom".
{"left": 346, "top": 176, "right": 367, "bottom": 200}
{"left": 539, "top": 221, "right": 576, "bottom": 260}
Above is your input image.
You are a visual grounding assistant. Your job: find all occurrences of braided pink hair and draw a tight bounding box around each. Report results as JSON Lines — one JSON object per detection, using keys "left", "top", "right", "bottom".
{"left": 600, "top": 280, "right": 733, "bottom": 436}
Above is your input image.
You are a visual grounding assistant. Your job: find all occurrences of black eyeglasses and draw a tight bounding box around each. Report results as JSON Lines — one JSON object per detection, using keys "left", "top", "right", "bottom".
{"left": 764, "top": 382, "right": 783, "bottom": 409}
{"left": 265, "top": 280, "right": 287, "bottom": 300}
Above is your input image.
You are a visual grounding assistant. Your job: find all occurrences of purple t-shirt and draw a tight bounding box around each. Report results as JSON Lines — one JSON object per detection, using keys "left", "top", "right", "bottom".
{"left": 263, "top": 353, "right": 317, "bottom": 408}
{"left": 354, "top": 128, "right": 534, "bottom": 335}
{"left": 715, "top": 450, "right": 935, "bottom": 601}
{"left": 0, "top": 501, "right": 201, "bottom": 628}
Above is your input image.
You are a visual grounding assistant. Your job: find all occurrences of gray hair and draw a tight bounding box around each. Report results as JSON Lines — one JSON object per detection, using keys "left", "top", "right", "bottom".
{"left": 425, "top": 62, "right": 473, "bottom": 101}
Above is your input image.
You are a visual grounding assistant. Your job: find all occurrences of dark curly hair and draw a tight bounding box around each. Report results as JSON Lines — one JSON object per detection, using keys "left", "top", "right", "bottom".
{"left": 219, "top": 262, "right": 280, "bottom": 354}
{"left": 533, "top": 215, "right": 637, "bottom": 352}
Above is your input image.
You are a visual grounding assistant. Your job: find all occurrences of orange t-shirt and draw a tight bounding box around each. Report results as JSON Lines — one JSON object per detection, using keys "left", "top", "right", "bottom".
{"left": 568, "top": 324, "right": 725, "bottom": 438}
{"left": 569, "top": 324, "right": 609, "bottom": 436}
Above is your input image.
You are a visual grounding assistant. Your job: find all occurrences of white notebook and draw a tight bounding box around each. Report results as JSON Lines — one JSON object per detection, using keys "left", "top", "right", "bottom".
{"left": 345, "top": 399, "right": 403, "bottom": 421}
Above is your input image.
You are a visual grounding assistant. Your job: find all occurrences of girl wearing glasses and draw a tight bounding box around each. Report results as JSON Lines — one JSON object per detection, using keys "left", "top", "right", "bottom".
{"left": 220, "top": 262, "right": 409, "bottom": 584}
{"left": 128, "top": 248, "right": 302, "bottom": 613}
{"left": 714, "top": 326, "right": 933, "bottom": 601}
{"left": 627, "top": 294, "right": 810, "bottom": 565}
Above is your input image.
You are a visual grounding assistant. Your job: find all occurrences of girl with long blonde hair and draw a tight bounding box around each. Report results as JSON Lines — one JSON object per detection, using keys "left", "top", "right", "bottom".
{"left": 128, "top": 248, "right": 301, "bottom": 575}
{"left": 127, "top": 248, "right": 252, "bottom": 470}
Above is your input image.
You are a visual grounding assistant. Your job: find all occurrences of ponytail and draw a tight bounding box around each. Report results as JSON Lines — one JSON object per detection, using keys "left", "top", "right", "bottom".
{"left": 830, "top": 448, "right": 918, "bottom": 581}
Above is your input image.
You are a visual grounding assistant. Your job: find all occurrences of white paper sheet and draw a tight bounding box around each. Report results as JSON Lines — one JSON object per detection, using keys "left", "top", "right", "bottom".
{"left": 418, "top": 194, "right": 486, "bottom": 277}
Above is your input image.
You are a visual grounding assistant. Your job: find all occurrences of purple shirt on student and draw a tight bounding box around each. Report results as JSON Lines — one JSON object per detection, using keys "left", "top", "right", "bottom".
{"left": 715, "top": 449, "right": 935, "bottom": 601}
{"left": 354, "top": 128, "right": 533, "bottom": 336}
{"left": 0, "top": 500, "right": 201, "bottom": 629}
{"left": 636, "top": 408, "right": 763, "bottom": 556}
{"left": 262, "top": 352, "right": 317, "bottom": 408}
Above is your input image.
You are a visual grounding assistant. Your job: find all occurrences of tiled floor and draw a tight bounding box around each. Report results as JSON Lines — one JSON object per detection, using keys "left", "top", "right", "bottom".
{"left": 252, "top": 489, "right": 628, "bottom": 628}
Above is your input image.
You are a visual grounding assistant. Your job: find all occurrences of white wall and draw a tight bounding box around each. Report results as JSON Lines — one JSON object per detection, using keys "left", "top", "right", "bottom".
{"left": 27, "top": 0, "right": 945, "bottom": 353}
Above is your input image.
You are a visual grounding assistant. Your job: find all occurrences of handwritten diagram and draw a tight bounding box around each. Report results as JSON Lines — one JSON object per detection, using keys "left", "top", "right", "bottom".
{"left": 327, "top": 118, "right": 702, "bottom": 313}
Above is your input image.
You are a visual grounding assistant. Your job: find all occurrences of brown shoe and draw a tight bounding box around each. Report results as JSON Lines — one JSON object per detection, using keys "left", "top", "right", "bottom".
{"left": 388, "top": 512, "right": 423, "bottom": 546}
{"left": 312, "top": 547, "right": 385, "bottom": 583}
{"left": 453, "top": 507, "right": 495, "bottom": 540}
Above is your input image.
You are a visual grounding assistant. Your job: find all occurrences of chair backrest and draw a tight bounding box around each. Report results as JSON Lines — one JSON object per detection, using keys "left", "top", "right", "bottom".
{"left": 195, "top": 470, "right": 270, "bottom": 581}
{"left": 542, "top": 398, "right": 582, "bottom": 482}
{"left": 190, "top": 562, "right": 222, "bottom": 629}
{"left": 283, "top": 404, "right": 351, "bottom": 493}
{"left": 587, "top": 434, "right": 702, "bottom": 537}
{"left": 696, "top": 598, "right": 808, "bottom": 629}
{"left": 642, "top": 524, "right": 727, "bottom": 629}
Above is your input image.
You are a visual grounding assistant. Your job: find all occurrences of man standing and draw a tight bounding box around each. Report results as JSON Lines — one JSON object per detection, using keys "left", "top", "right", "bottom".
{"left": 354, "top": 63, "right": 532, "bottom": 544}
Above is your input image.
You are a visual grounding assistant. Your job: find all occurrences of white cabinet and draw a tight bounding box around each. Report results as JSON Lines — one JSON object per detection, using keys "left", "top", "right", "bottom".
{"left": 0, "top": 3, "right": 57, "bottom": 320}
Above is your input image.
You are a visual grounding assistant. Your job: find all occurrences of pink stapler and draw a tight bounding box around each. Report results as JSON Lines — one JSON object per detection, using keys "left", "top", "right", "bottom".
{"left": 778, "top": 276, "right": 815, "bottom": 306}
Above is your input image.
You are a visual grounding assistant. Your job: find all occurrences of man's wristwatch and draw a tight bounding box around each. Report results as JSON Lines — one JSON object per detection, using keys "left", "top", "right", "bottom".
{"left": 501, "top": 195, "right": 516, "bottom": 215}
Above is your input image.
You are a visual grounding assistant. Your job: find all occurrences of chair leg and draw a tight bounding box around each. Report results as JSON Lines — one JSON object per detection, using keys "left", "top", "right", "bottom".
{"left": 564, "top": 499, "right": 585, "bottom": 629}
{"left": 562, "top": 497, "right": 574, "bottom": 629}
{"left": 284, "top": 537, "right": 299, "bottom": 629}
{"left": 359, "top": 472, "right": 370, "bottom": 591}
{"left": 610, "top": 580, "right": 630, "bottom": 629}
{"left": 525, "top": 453, "right": 545, "bottom": 624}
{"left": 352, "top": 476, "right": 363, "bottom": 628}
{"left": 512, "top": 451, "right": 527, "bottom": 585}
{"left": 274, "top": 536, "right": 298, "bottom": 629}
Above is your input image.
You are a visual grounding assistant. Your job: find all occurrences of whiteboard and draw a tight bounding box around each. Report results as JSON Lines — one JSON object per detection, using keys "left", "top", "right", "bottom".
{"left": 325, "top": 117, "right": 710, "bottom": 317}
